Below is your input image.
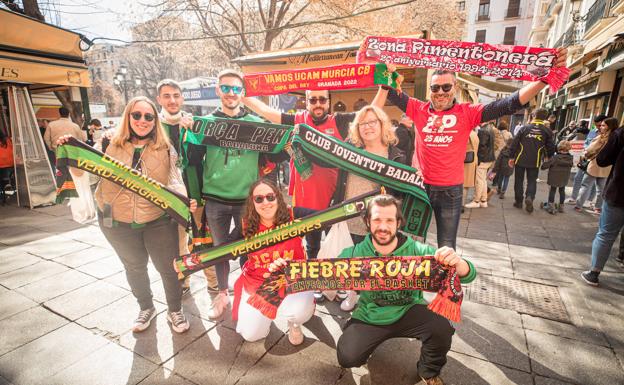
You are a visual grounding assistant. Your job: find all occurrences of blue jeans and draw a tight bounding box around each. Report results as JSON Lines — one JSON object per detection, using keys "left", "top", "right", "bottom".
{"left": 497, "top": 175, "right": 510, "bottom": 193}
{"left": 576, "top": 174, "right": 606, "bottom": 209}
{"left": 425, "top": 184, "right": 463, "bottom": 250}
{"left": 204, "top": 200, "right": 244, "bottom": 290}
{"left": 571, "top": 170, "right": 596, "bottom": 201}
{"left": 514, "top": 166, "right": 539, "bottom": 202}
{"left": 590, "top": 201, "right": 624, "bottom": 271}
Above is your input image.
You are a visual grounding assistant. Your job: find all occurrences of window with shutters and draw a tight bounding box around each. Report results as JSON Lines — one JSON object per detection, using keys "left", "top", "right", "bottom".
{"left": 475, "top": 30, "right": 487, "bottom": 43}
{"left": 506, "top": 0, "right": 520, "bottom": 17}
{"left": 478, "top": 0, "right": 490, "bottom": 21}
{"left": 503, "top": 27, "right": 516, "bottom": 45}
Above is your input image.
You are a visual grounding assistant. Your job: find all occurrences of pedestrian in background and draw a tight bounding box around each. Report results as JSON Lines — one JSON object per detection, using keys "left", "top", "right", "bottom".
{"left": 490, "top": 138, "right": 514, "bottom": 199}
{"left": 541, "top": 140, "right": 573, "bottom": 214}
{"left": 466, "top": 123, "right": 495, "bottom": 209}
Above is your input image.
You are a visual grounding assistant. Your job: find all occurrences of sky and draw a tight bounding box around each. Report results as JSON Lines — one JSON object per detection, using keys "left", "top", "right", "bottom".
{"left": 33, "top": 0, "right": 156, "bottom": 44}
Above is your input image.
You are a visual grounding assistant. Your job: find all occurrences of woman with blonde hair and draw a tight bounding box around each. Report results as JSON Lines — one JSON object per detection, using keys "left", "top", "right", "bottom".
{"left": 328, "top": 105, "right": 408, "bottom": 311}
{"left": 58, "top": 96, "right": 196, "bottom": 334}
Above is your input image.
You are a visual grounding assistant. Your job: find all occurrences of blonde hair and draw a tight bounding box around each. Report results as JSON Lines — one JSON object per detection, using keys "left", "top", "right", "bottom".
{"left": 112, "top": 96, "right": 170, "bottom": 150}
{"left": 348, "top": 105, "right": 397, "bottom": 147}
{"left": 558, "top": 140, "right": 571, "bottom": 152}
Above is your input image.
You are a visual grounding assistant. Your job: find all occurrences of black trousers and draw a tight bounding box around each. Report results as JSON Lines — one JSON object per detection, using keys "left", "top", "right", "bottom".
{"left": 548, "top": 186, "right": 566, "bottom": 204}
{"left": 337, "top": 304, "right": 455, "bottom": 379}
{"left": 514, "top": 166, "right": 539, "bottom": 203}
{"left": 99, "top": 215, "right": 182, "bottom": 312}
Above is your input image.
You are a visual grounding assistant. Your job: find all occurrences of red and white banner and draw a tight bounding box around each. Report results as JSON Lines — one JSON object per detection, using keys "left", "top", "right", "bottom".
{"left": 357, "top": 36, "right": 570, "bottom": 93}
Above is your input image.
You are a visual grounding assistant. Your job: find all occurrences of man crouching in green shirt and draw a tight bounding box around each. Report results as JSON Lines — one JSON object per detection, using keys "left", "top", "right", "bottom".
{"left": 337, "top": 194, "right": 476, "bottom": 385}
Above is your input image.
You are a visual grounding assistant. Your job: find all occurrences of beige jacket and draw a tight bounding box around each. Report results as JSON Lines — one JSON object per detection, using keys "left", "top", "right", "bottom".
{"left": 464, "top": 130, "right": 480, "bottom": 188}
{"left": 585, "top": 135, "right": 612, "bottom": 178}
{"left": 45, "top": 117, "right": 86, "bottom": 150}
{"left": 95, "top": 141, "right": 185, "bottom": 224}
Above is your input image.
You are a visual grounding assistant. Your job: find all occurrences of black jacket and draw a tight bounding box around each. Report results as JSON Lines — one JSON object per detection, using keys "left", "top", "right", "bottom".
{"left": 597, "top": 127, "right": 624, "bottom": 207}
{"left": 331, "top": 144, "right": 407, "bottom": 205}
{"left": 394, "top": 123, "right": 415, "bottom": 163}
{"left": 510, "top": 122, "right": 555, "bottom": 168}
{"left": 541, "top": 152, "right": 573, "bottom": 188}
{"left": 477, "top": 126, "right": 495, "bottom": 163}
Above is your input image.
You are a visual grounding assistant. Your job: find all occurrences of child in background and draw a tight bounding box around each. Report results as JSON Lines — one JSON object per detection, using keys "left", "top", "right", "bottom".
{"left": 541, "top": 140, "right": 574, "bottom": 214}
{"left": 491, "top": 138, "right": 514, "bottom": 199}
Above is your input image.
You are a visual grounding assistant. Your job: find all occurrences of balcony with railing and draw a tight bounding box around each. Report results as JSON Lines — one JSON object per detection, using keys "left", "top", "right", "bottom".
{"left": 584, "top": 0, "right": 612, "bottom": 33}
{"left": 554, "top": 22, "right": 582, "bottom": 47}
{"left": 475, "top": 13, "right": 490, "bottom": 22}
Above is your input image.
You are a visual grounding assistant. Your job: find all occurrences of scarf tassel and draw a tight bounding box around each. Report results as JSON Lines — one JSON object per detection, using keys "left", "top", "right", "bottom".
{"left": 247, "top": 293, "right": 279, "bottom": 320}
{"left": 543, "top": 66, "right": 571, "bottom": 94}
{"left": 427, "top": 293, "right": 461, "bottom": 323}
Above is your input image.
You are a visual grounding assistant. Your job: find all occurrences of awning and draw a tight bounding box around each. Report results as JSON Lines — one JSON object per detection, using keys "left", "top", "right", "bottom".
{"left": 0, "top": 51, "right": 90, "bottom": 87}
{"left": 0, "top": 8, "right": 91, "bottom": 87}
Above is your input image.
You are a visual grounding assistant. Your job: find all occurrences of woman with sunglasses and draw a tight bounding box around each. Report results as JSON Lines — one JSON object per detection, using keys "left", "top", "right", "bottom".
{"left": 324, "top": 105, "right": 407, "bottom": 311}
{"left": 58, "top": 96, "right": 196, "bottom": 334}
{"left": 232, "top": 179, "right": 315, "bottom": 345}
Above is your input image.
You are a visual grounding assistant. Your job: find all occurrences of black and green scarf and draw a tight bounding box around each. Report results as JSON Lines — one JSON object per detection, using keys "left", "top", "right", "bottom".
{"left": 173, "top": 190, "right": 379, "bottom": 278}
{"left": 55, "top": 137, "right": 191, "bottom": 227}
{"left": 291, "top": 124, "right": 432, "bottom": 238}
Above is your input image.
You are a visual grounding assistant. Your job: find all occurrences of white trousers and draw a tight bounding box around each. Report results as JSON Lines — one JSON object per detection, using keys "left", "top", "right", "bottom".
{"left": 236, "top": 289, "right": 315, "bottom": 342}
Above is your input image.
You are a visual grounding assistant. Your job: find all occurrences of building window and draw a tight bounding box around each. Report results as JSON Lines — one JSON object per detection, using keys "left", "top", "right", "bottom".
{"left": 475, "top": 30, "right": 487, "bottom": 43}
{"left": 506, "top": 0, "right": 520, "bottom": 18}
{"left": 478, "top": 0, "right": 490, "bottom": 21}
{"left": 457, "top": 1, "right": 465, "bottom": 11}
{"left": 503, "top": 27, "right": 516, "bottom": 45}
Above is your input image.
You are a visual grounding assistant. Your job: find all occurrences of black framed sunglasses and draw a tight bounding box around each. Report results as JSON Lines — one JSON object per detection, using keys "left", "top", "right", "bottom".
{"left": 430, "top": 83, "right": 453, "bottom": 93}
{"left": 253, "top": 193, "right": 276, "bottom": 204}
{"left": 130, "top": 112, "right": 155, "bottom": 122}
{"left": 308, "top": 96, "right": 329, "bottom": 105}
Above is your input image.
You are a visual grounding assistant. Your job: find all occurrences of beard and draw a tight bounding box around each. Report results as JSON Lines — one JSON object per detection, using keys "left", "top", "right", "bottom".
{"left": 371, "top": 229, "right": 397, "bottom": 246}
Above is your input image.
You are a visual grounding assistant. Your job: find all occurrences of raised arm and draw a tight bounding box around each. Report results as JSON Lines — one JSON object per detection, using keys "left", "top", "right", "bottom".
{"left": 242, "top": 96, "right": 282, "bottom": 124}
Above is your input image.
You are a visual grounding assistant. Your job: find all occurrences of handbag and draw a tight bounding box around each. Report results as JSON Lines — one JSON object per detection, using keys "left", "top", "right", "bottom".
{"left": 316, "top": 221, "right": 354, "bottom": 301}
{"left": 464, "top": 151, "right": 475, "bottom": 163}
{"left": 577, "top": 158, "right": 589, "bottom": 172}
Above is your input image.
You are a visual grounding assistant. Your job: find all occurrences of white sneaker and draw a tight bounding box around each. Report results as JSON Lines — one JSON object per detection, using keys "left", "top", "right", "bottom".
{"left": 208, "top": 292, "right": 230, "bottom": 319}
{"left": 132, "top": 307, "right": 156, "bottom": 333}
{"left": 287, "top": 321, "right": 304, "bottom": 345}
{"left": 340, "top": 291, "right": 359, "bottom": 311}
{"left": 480, "top": 201, "right": 488, "bottom": 208}
{"left": 464, "top": 201, "right": 481, "bottom": 209}
{"left": 167, "top": 310, "right": 190, "bottom": 333}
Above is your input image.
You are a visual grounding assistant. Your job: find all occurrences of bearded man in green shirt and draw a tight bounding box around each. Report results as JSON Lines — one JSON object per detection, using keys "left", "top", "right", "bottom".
{"left": 336, "top": 195, "right": 476, "bottom": 385}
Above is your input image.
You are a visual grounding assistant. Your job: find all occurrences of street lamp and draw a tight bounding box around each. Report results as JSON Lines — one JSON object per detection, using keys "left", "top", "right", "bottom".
{"left": 113, "top": 65, "right": 141, "bottom": 106}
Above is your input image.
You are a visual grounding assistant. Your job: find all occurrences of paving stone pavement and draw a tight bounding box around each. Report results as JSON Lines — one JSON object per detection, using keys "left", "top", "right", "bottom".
{"left": 0, "top": 173, "right": 623, "bottom": 385}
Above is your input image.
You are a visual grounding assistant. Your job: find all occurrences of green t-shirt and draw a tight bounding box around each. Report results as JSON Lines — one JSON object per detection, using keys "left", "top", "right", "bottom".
{"left": 338, "top": 234, "right": 477, "bottom": 325}
{"left": 201, "top": 112, "right": 265, "bottom": 202}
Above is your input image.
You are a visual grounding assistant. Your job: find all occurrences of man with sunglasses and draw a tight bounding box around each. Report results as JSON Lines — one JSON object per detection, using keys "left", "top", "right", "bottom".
{"left": 243, "top": 91, "right": 386, "bottom": 246}
{"left": 185, "top": 69, "right": 270, "bottom": 319}
{"left": 156, "top": 79, "right": 219, "bottom": 296}
{"left": 374, "top": 49, "right": 567, "bottom": 250}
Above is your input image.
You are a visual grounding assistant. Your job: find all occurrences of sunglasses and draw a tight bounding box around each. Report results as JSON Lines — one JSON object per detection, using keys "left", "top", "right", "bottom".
{"left": 219, "top": 85, "right": 244, "bottom": 95}
{"left": 253, "top": 193, "right": 276, "bottom": 204}
{"left": 130, "top": 112, "right": 155, "bottom": 122}
{"left": 308, "top": 96, "right": 329, "bottom": 105}
{"left": 430, "top": 83, "right": 453, "bottom": 93}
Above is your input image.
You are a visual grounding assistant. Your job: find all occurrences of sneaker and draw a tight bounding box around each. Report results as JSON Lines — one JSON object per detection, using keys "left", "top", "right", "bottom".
{"left": 574, "top": 206, "right": 583, "bottom": 213}
{"left": 340, "top": 291, "right": 359, "bottom": 312}
{"left": 565, "top": 198, "right": 576, "bottom": 204}
{"left": 558, "top": 205, "right": 564, "bottom": 213}
{"left": 593, "top": 208, "right": 602, "bottom": 215}
{"left": 499, "top": 192, "right": 505, "bottom": 199}
{"left": 583, "top": 201, "right": 594, "bottom": 209}
{"left": 546, "top": 204, "right": 556, "bottom": 215}
{"left": 207, "top": 292, "right": 230, "bottom": 319}
{"left": 513, "top": 201, "right": 523, "bottom": 209}
{"left": 421, "top": 375, "right": 445, "bottom": 385}
{"left": 580, "top": 270, "right": 599, "bottom": 286}
{"left": 336, "top": 290, "right": 348, "bottom": 300}
{"left": 287, "top": 321, "right": 304, "bottom": 346}
{"left": 464, "top": 201, "right": 481, "bottom": 209}
{"left": 313, "top": 290, "right": 325, "bottom": 303}
{"left": 525, "top": 198, "right": 534, "bottom": 213}
{"left": 480, "top": 201, "right": 488, "bottom": 208}
{"left": 132, "top": 307, "right": 156, "bottom": 333}
{"left": 167, "top": 310, "right": 190, "bottom": 333}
